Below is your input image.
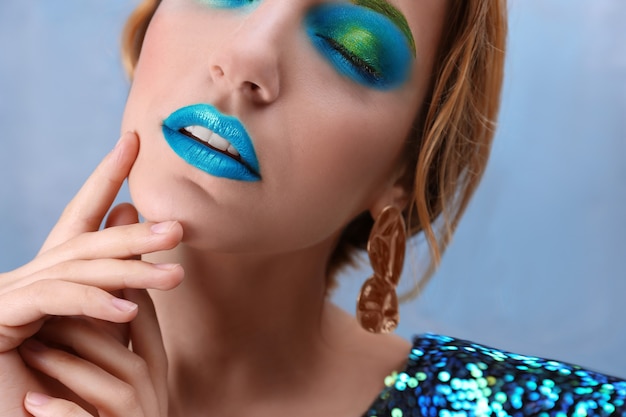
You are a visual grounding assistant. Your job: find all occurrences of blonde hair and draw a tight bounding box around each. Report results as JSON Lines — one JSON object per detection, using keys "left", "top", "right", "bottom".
{"left": 121, "top": 0, "right": 507, "bottom": 298}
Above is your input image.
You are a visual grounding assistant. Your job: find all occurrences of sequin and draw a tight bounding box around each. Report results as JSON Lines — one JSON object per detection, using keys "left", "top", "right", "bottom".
{"left": 364, "top": 334, "right": 626, "bottom": 416}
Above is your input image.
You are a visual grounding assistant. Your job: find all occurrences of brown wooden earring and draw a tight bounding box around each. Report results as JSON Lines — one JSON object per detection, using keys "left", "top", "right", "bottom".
{"left": 356, "top": 206, "right": 406, "bottom": 334}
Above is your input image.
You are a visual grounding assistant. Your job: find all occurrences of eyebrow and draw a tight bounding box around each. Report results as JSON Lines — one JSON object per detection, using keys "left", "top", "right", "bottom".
{"left": 352, "top": 0, "right": 417, "bottom": 56}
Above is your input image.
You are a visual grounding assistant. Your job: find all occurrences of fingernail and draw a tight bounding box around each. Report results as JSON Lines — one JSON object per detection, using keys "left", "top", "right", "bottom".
{"left": 151, "top": 221, "right": 176, "bottom": 234}
{"left": 117, "top": 131, "right": 134, "bottom": 146}
{"left": 112, "top": 297, "right": 138, "bottom": 313}
{"left": 26, "top": 391, "right": 51, "bottom": 406}
{"left": 23, "top": 339, "right": 47, "bottom": 353}
{"left": 114, "top": 133, "right": 126, "bottom": 150}
{"left": 154, "top": 263, "right": 180, "bottom": 271}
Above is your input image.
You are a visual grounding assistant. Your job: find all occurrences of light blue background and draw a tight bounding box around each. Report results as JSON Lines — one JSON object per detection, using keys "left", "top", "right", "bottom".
{"left": 1, "top": 1, "right": 624, "bottom": 377}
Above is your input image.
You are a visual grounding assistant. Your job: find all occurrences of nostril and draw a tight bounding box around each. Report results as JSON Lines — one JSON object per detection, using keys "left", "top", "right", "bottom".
{"left": 244, "top": 81, "right": 264, "bottom": 99}
{"left": 242, "top": 81, "right": 276, "bottom": 104}
{"left": 211, "top": 65, "right": 225, "bottom": 77}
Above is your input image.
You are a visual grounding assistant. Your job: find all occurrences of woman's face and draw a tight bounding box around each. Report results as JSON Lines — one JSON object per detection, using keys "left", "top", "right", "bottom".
{"left": 122, "top": 0, "right": 446, "bottom": 253}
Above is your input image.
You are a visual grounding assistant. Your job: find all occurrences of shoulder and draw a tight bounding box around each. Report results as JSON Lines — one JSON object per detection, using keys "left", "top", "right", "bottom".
{"left": 365, "top": 333, "right": 626, "bottom": 417}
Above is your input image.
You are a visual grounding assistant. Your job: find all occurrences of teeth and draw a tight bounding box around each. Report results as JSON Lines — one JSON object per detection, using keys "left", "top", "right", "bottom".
{"left": 227, "top": 145, "right": 239, "bottom": 157}
{"left": 183, "top": 125, "right": 240, "bottom": 158}
{"left": 185, "top": 125, "right": 212, "bottom": 143}
{"left": 208, "top": 134, "right": 230, "bottom": 152}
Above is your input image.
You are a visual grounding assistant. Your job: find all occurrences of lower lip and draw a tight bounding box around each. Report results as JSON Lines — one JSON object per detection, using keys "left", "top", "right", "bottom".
{"left": 162, "top": 126, "right": 260, "bottom": 182}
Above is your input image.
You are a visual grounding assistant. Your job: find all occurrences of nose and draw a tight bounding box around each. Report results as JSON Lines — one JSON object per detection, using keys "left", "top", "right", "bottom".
{"left": 208, "top": 8, "right": 284, "bottom": 106}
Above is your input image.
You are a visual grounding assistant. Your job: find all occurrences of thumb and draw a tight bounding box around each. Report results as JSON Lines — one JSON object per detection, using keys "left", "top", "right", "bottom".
{"left": 104, "top": 203, "right": 140, "bottom": 229}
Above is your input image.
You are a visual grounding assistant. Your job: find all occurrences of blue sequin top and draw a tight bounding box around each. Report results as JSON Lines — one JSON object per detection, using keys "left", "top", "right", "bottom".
{"left": 365, "top": 334, "right": 626, "bottom": 417}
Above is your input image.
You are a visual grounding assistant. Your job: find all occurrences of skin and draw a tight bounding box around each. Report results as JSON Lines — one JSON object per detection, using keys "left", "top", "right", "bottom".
{"left": 0, "top": 0, "right": 448, "bottom": 415}
{"left": 0, "top": 133, "right": 184, "bottom": 416}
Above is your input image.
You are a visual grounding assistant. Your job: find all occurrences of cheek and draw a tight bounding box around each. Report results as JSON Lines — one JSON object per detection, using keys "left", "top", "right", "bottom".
{"left": 120, "top": 15, "right": 172, "bottom": 134}
{"left": 267, "top": 104, "right": 412, "bottom": 243}
{"left": 293, "top": 101, "right": 411, "bottom": 200}
{"left": 121, "top": 5, "right": 222, "bottom": 129}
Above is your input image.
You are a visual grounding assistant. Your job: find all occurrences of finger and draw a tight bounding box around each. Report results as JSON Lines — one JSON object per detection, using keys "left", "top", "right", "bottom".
{"left": 20, "top": 341, "right": 144, "bottom": 417}
{"left": 25, "top": 392, "right": 93, "bottom": 417}
{"left": 126, "top": 289, "right": 169, "bottom": 413}
{"left": 30, "top": 300, "right": 168, "bottom": 416}
{"left": 0, "top": 350, "right": 49, "bottom": 414}
{"left": 40, "top": 132, "right": 140, "bottom": 254}
{"left": 36, "top": 318, "right": 162, "bottom": 407}
{"left": 18, "top": 258, "right": 183, "bottom": 294}
{"left": 30, "top": 220, "right": 183, "bottom": 275}
{"left": 34, "top": 319, "right": 131, "bottom": 369}
{"left": 0, "top": 282, "right": 138, "bottom": 351}
{"left": 0, "top": 259, "right": 182, "bottom": 352}
{"left": 29, "top": 296, "right": 169, "bottom": 416}
{"left": 22, "top": 326, "right": 160, "bottom": 417}
{"left": 105, "top": 203, "right": 140, "bottom": 230}
{"left": 9, "top": 220, "right": 182, "bottom": 283}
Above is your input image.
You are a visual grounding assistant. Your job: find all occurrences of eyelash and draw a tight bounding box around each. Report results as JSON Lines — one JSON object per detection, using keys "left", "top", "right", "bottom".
{"left": 317, "top": 35, "right": 383, "bottom": 84}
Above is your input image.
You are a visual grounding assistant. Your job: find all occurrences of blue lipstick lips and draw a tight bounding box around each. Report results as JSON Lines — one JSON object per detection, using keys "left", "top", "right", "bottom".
{"left": 162, "top": 104, "right": 261, "bottom": 181}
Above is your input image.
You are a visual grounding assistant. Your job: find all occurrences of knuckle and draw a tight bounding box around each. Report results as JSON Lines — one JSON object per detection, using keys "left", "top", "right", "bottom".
{"left": 129, "top": 356, "right": 151, "bottom": 378}
{"left": 53, "top": 238, "right": 84, "bottom": 261}
{"left": 115, "top": 383, "right": 140, "bottom": 409}
{"left": 42, "top": 259, "right": 75, "bottom": 280}
{"left": 27, "top": 279, "right": 57, "bottom": 302}
{"left": 82, "top": 285, "right": 104, "bottom": 305}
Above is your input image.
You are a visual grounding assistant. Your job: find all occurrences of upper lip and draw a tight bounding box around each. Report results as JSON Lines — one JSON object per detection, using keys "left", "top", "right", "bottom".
{"left": 162, "top": 104, "right": 261, "bottom": 176}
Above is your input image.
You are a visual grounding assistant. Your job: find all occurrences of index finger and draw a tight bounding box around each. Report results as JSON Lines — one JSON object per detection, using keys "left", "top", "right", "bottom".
{"left": 40, "top": 132, "right": 140, "bottom": 254}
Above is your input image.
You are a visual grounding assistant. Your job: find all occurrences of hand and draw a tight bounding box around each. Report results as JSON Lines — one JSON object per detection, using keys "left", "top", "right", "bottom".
{"left": 19, "top": 289, "right": 169, "bottom": 417}
{"left": 0, "top": 132, "right": 183, "bottom": 415}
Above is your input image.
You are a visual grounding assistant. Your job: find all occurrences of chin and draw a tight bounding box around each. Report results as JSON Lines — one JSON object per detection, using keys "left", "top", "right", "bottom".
{"left": 128, "top": 166, "right": 235, "bottom": 251}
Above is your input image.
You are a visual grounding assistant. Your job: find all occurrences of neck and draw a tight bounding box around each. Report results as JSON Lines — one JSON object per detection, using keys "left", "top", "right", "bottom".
{"left": 144, "top": 239, "right": 339, "bottom": 409}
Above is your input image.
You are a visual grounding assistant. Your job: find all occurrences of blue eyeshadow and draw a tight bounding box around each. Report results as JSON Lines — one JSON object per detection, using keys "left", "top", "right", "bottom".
{"left": 305, "top": 3, "right": 414, "bottom": 90}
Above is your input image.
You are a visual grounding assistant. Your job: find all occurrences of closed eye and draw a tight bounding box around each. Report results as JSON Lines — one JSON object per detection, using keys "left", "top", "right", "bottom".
{"left": 317, "top": 35, "right": 383, "bottom": 83}
{"left": 305, "top": 3, "right": 413, "bottom": 91}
